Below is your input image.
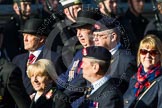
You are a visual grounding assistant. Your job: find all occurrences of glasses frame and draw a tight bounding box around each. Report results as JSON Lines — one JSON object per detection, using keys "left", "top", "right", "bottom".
{"left": 93, "top": 31, "right": 113, "bottom": 39}
{"left": 139, "top": 49, "right": 159, "bottom": 57}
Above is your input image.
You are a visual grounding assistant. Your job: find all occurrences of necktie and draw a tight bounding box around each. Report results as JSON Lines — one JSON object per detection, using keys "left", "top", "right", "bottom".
{"left": 84, "top": 86, "right": 93, "bottom": 98}
{"left": 28, "top": 54, "right": 35, "bottom": 65}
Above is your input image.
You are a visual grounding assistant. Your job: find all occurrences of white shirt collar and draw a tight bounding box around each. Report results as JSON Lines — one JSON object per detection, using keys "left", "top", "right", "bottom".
{"left": 29, "top": 45, "right": 44, "bottom": 63}
{"left": 29, "top": 45, "right": 44, "bottom": 58}
{"left": 109, "top": 43, "right": 121, "bottom": 55}
{"left": 91, "top": 76, "right": 110, "bottom": 95}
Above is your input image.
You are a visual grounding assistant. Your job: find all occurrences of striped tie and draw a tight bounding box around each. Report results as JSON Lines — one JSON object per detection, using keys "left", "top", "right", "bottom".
{"left": 28, "top": 54, "right": 35, "bottom": 65}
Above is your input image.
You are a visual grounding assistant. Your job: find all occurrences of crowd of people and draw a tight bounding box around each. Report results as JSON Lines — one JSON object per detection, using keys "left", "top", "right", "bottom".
{"left": 1, "top": 0, "right": 162, "bottom": 108}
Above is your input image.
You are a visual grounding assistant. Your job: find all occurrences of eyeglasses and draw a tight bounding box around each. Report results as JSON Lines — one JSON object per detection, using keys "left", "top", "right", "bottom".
{"left": 93, "top": 34, "right": 108, "bottom": 38}
{"left": 140, "top": 49, "right": 159, "bottom": 56}
{"left": 93, "top": 32, "right": 112, "bottom": 39}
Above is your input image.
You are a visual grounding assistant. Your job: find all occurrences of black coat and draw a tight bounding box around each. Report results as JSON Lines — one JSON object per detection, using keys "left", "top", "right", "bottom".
{"left": 12, "top": 48, "right": 67, "bottom": 95}
{"left": 116, "top": 15, "right": 138, "bottom": 54}
{"left": 125, "top": 9, "right": 149, "bottom": 46}
{"left": 124, "top": 73, "right": 162, "bottom": 108}
{"left": 144, "top": 14, "right": 162, "bottom": 41}
{"left": 2, "top": 15, "right": 26, "bottom": 61}
{"left": 30, "top": 87, "right": 71, "bottom": 108}
{"left": 79, "top": 79, "right": 123, "bottom": 108}
{"left": 0, "top": 57, "right": 31, "bottom": 108}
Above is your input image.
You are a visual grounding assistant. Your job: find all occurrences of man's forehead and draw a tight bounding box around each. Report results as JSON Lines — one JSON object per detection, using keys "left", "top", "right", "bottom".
{"left": 83, "top": 57, "right": 93, "bottom": 62}
{"left": 82, "top": 57, "right": 88, "bottom": 62}
{"left": 23, "top": 33, "right": 37, "bottom": 37}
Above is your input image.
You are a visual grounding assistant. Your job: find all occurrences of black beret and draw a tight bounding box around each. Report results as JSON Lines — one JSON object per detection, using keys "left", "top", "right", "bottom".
{"left": 93, "top": 16, "right": 120, "bottom": 32}
{"left": 82, "top": 46, "right": 111, "bottom": 62}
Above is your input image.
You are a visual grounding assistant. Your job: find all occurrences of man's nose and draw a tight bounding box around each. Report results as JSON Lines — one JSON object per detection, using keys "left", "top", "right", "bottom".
{"left": 23, "top": 35, "right": 28, "bottom": 41}
{"left": 77, "top": 29, "right": 81, "bottom": 37}
{"left": 93, "top": 36, "right": 98, "bottom": 42}
{"left": 26, "top": 4, "right": 31, "bottom": 11}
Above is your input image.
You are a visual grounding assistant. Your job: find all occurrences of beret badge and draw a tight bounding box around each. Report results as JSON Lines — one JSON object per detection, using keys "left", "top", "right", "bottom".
{"left": 94, "top": 24, "right": 101, "bottom": 30}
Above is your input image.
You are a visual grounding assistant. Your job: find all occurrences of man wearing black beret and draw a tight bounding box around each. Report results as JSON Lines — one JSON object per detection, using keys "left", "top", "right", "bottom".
{"left": 93, "top": 16, "right": 137, "bottom": 94}
{"left": 79, "top": 46, "right": 123, "bottom": 108}
{"left": 12, "top": 18, "right": 66, "bottom": 96}
{"left": 58, "top": 9, "right": 102, "bottom": 108}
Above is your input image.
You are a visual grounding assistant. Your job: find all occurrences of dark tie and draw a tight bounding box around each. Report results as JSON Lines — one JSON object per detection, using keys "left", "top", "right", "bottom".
{"left": 84, "top": 86, "right": 93, "bottom": 98}
{"left": 28, "top": 54, "right": 35, "bottom": 65}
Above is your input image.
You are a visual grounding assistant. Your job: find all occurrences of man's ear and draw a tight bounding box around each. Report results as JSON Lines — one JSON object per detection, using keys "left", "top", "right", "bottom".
{"left": 64, "top": 8, "right": 69, "bottom": 15}
{"left": 93, "top": 63, "right": 100, "bottom": 74}
{"left": 13, "top": 3, "right": 19, "bottom": 11}
{"left": 39, "top": 36, "right": 46, "bottom": 43}
{"left": 13, "top": 3, "right": 20, "bottom": 15}
{"left": 110, "top": 32, "right": 117, "bottom": 42}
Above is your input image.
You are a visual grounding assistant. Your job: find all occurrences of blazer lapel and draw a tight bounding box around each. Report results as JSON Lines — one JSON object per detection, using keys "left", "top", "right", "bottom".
{"left": 36, "top": 51, "right": 43, "bottom": 62}
{"left": 30, "top": 98, "right": 35, "bottom": 108}
{"left": 110, "top": 50, "right": 120, "bottom": 76}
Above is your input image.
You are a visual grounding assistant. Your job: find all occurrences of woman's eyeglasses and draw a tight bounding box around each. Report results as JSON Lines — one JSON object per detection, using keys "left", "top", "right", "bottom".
{"left": 140, "top": 49, "right": 159, "bottom": 56}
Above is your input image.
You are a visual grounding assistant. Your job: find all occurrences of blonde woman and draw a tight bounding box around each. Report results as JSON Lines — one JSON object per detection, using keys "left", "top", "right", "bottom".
{"left": 124, "top": 34, "right": 162, "bottom": 108}
{"left": 27, "top": 59, "right": 71, "bottom": 108}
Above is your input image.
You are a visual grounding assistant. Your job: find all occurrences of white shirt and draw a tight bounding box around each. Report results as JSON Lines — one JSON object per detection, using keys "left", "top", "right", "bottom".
{"left": 90, "top": 76, "right": 110, "bottom": 95}
{"left": 29, "top": 45, "right": 44, "bottom": 63}
{"left": 109, "top": 43, "right": 121, "bottom": 55}
{"left": 34, "top": 93, "right": 41, "bottom": 102}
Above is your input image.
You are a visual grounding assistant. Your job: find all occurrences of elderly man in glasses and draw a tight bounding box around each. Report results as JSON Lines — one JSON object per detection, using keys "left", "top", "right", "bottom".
{"left": 93, "top": 17, "right": 137, "bottom": 94}
{"left": 94, "top": 0, "right": 137, "bottom": 55}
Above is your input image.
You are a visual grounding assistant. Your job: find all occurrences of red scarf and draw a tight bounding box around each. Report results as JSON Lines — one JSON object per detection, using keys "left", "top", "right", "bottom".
{"left": 134, "top": 62, "right": 161, "bottom": 97}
